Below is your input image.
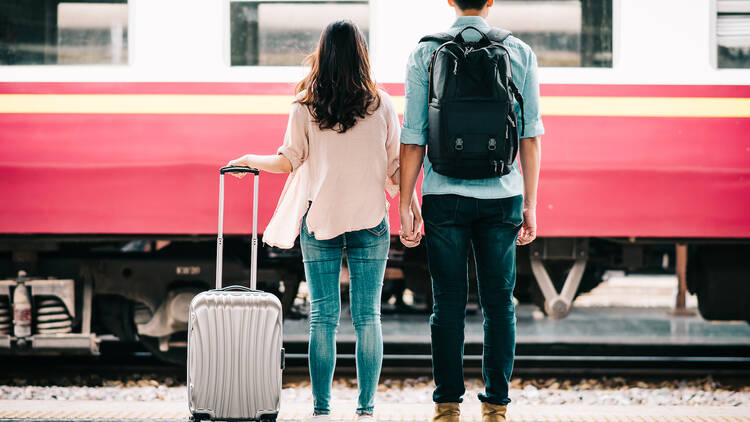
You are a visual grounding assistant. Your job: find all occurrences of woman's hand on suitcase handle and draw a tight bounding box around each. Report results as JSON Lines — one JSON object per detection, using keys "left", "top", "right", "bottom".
{"left": 227, "top": 155, "right": 252, "bottom": 178}
{"left": 227, "top": 154, "right": 293, "bottom": 174}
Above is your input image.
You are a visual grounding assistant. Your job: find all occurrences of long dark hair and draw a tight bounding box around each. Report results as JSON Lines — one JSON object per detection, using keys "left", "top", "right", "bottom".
{"left": 296, "top": 20, "right": 380, "bottom": 133}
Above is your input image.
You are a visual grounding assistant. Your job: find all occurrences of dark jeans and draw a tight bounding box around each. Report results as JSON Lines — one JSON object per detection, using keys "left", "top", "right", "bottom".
{"left": 423, "top": 194, "right": 523, "bottom": 405}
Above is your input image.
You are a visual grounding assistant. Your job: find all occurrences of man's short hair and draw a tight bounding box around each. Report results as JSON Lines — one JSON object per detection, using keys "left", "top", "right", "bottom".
{"left": 454, "top": 0, "right": 488, "bottom": 10}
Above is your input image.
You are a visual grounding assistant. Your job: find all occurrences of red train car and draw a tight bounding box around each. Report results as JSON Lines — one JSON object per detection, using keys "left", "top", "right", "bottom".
{"left": 1, "top": 0, "right": 749, "bottom": 360}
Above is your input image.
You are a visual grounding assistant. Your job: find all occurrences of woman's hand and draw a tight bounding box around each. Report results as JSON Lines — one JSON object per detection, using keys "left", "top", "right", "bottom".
{"left": 226, "top": 155, "right": 252, "bottom": 178}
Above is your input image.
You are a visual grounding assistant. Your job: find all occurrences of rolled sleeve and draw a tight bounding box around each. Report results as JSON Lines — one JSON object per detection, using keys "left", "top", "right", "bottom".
{"left": 519, "top": 49, "right": 545, "bottom": 138}
{"left": 400, "top": 45, "right": 431, "bottom": 146}
{"left": 383, "top": 93, "right": 401, "bottom": 198}
{"left": 400, "top": 126, "right": 428, "bottom": 146}
{"left": 277, "top": 102, "right": 308, "bottom": 171}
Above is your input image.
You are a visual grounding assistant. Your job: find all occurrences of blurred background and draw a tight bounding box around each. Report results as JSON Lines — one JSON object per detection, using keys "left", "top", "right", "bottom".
{"left": 0, "top": 0, "right": 749, "bottom": 419}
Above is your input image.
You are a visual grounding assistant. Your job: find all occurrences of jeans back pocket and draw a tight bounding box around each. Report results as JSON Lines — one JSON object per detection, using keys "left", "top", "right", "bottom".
{"left": 366, "top": 217, "right": 389, "bottom": 236}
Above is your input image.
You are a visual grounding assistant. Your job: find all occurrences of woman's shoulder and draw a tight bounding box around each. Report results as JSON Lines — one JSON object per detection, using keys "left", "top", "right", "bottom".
{"left": 377, "top": 88, "right": 392, "bottom": 103}
{"left": 375, "top": 89, "right": 396, "bottom": 114}
{"left": 290, "top": 91, "right": 312, "bottom": 118}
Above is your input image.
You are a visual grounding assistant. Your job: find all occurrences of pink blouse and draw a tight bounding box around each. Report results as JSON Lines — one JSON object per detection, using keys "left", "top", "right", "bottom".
{"left": 262, "top": 89, "right": 400, "bottom": 249}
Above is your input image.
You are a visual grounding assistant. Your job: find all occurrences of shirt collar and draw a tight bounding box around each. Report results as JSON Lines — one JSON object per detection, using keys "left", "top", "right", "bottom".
{"left": 450, "top": 16, "right": 490, "bottom": 29}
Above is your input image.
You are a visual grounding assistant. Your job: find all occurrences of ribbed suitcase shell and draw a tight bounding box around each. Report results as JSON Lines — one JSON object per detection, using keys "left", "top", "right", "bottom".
{"left": 187, "top": 290, "right": 283, "bottom": 420}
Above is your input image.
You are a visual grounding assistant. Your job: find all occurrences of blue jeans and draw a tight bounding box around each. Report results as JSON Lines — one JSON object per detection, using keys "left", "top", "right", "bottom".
{"left": 423, "top": 194, "right": 523, "bottom": 406}
{"left": 300, "top": 213, "right": 389, "bottom": 416}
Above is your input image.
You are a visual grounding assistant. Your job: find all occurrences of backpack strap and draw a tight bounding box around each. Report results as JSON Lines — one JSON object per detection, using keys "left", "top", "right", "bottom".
{"left": 419, "top": 32, "right": 454, "bottom": 44}
{"left": 486, "top": 27, "right": 523, "bottom": 135}
{"left": 508, "top": 81, "right": 525, "bottom": 137}
{"left": 486, "top": 28, "right": 512, "bottom": 43}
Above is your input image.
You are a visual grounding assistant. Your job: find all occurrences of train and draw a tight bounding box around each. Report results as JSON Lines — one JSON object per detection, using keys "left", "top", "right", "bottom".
{"left": 1, "top": 0, "right": 749, "bottom": 363}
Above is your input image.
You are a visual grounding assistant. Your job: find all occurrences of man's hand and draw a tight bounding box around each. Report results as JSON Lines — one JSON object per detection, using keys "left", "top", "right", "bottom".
{"left": 517, "top": 206, "right": 537, "bottom": 245}
{"left": 518, "top": 136, "right": 541, "bottom": 246}
{"left": 399, "top": 144, "right": 426, "bottom": 248}
{"left": 399, "top": 198, "right": 422, "bottom": 248}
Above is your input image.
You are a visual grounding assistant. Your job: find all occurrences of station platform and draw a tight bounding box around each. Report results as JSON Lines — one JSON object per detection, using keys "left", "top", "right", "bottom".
{"left": 0, "top": 400, "right": 748, "bottom": 422}
{"left": 283, "top": 305, "right": 750, "bottom": 347}
{"left": 281, "top": 273, "right": 750, "bottom": 373}
{"left": 280, "top": 273, "right": 750, "bottom": 374}
{"left": 283, "top": 274, "right": 750, "bottom": 349}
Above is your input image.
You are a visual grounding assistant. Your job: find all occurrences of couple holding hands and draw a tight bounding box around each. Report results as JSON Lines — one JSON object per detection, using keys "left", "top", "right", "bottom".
{"left": 227, "top": 1, "right": 543, "bottom": 421}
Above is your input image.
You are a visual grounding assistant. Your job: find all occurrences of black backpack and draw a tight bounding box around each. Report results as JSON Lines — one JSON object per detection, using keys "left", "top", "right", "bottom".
{"left": 421, "top": 26, "right": 524, "bottom": 179}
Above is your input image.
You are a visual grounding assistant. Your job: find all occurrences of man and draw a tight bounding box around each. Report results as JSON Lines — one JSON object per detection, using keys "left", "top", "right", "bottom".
{"left": 398, "top": 1, "right": 543, "bottom": 422}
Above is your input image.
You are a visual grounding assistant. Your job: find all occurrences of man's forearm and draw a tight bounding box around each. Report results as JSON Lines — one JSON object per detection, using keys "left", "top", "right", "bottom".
{"left": 399, "top": 144, "right": 425, "bottom": 208}
{"left": 519, "top": 136, "right": 541, "bottom": 207}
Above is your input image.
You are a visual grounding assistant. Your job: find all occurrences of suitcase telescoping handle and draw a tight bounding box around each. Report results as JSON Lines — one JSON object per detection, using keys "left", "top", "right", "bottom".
{"left": 217, "top": 166, "right": 260, "bottom": 290}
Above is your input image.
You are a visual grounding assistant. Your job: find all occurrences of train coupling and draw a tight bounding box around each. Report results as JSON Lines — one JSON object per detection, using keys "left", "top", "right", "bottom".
{"left": 0, "top": 271, "right": 99, "bottom": 355}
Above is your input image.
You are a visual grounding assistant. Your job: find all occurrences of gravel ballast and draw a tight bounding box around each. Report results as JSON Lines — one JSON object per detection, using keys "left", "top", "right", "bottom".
{"left": 1, "top": 375, "right": 748, "bottom": 407}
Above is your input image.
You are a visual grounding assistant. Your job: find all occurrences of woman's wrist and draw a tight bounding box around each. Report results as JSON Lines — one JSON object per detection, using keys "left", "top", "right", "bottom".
{"left": 240, "top": 154, "right": 262, "bottom": 169}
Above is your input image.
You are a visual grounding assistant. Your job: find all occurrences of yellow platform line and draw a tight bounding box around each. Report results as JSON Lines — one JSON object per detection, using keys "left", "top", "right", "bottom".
{"left": 1, "top": 94, "right": 750, "bottom": 117}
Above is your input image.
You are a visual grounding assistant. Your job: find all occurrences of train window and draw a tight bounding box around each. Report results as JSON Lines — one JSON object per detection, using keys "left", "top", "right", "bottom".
{"left": 716, "top": 0, "right": 750, "bottom": 68}
{"left": 230, "top": 0, "right": 370, "bottom": 66}
{"left": 486, "top": 0, "right": 612, "bottom": 67}
{"left": 0, "top": 0, "right": 128, "bottom": 65}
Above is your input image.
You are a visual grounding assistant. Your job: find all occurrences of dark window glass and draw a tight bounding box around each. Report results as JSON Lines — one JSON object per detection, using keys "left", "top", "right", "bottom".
{"left": 231, "top": 1, "right": 369, "bottom": 66}
{"left": 0, "top": 0, "right": 128, "bottom": 65}
{"left": 717, "top": 1, "right": 750, "bottom": 68}
{"left": 486, "top": 0, "right": 612, "bottom": 67}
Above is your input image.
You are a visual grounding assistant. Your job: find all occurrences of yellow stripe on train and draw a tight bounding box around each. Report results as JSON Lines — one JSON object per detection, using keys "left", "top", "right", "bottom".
{"left": 1, "top": 94, "right": 750, "bottom": 117}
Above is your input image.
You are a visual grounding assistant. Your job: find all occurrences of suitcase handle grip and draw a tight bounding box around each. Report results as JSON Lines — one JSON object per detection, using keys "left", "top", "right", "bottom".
{"left": 220, "top": 166, "right": 259, "bottom": 175}
{"left": 217, "top": 285, "right": 258, "bottom": 293}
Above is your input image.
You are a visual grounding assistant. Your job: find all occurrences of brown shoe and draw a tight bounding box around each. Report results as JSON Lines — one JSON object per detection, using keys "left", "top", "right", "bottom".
{"left": 433, "top": 402, "right": 460, "bottom": 422}
{"left": 481, "top": 402, "right": 507, "bottom": 422}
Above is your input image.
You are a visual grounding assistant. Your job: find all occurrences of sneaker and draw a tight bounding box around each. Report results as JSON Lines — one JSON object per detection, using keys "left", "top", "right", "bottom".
{"left": 357, "top": 415, "right": 376, "bottom": 422}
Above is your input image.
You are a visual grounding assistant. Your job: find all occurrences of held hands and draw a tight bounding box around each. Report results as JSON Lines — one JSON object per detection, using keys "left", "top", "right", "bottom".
{"left": 226, "top": 155, "right": 252, "bottom": 179}
{"left": 399, "top": 196, "right": 423, "bottom": 248}
{"left": 517, "top": 206, "right": 537, "bottom": 246}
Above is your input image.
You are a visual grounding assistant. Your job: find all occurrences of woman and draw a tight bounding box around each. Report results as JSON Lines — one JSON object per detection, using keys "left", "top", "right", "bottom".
{"left": 227, "top": 20, "right": 422, "bottom": 421}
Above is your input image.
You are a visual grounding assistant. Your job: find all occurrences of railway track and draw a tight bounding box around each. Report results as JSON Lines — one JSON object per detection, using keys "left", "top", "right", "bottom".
{"left": 2, "top": 337, "right": 749, "bottom": 380}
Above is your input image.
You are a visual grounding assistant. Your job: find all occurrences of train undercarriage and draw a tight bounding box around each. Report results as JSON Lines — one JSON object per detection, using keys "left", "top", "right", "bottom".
{"left": 1, "top": 235, "right": 748, "bottom": 363}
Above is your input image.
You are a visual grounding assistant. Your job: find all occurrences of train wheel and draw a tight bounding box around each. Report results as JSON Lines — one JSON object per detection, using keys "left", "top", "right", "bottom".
{"left": 687, "top": 244, "right": 750, "bottom": 322}
{"left": 139, "top": 333, "right": 187, "bottom": 366}
{"left": 280, "top": 275, "right": 304, "bottom": 319}
{"left": 403, "top": 243, "right": 433, "bottom": 314}
{"left": 94, "top": 295, "right": 138, "bottom": 342}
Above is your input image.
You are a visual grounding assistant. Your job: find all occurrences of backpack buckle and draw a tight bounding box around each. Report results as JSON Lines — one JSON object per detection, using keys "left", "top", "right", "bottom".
{"left": 488, "top": 138, "right": 496, "bottom": 151}
{"left": 455, "top": 137, "right": 464, "bottom": 151}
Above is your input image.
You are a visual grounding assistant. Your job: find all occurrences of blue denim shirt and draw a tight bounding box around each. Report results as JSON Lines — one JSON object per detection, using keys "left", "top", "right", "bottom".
{"left": 401, "top": 16, "right": 544, "bottom": 199}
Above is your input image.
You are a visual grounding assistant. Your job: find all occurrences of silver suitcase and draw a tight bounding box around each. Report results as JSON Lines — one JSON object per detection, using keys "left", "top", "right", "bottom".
{"left": 188, "top": 166, "right": 284, "bottom": 421}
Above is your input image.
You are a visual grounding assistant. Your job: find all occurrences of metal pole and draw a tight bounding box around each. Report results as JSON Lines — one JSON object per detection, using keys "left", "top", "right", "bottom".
{"left": 251, "top": 174, "right": 259, "bottom": 290}
{"left": 216, "top": 174, "right": 225, "bottom": 290}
